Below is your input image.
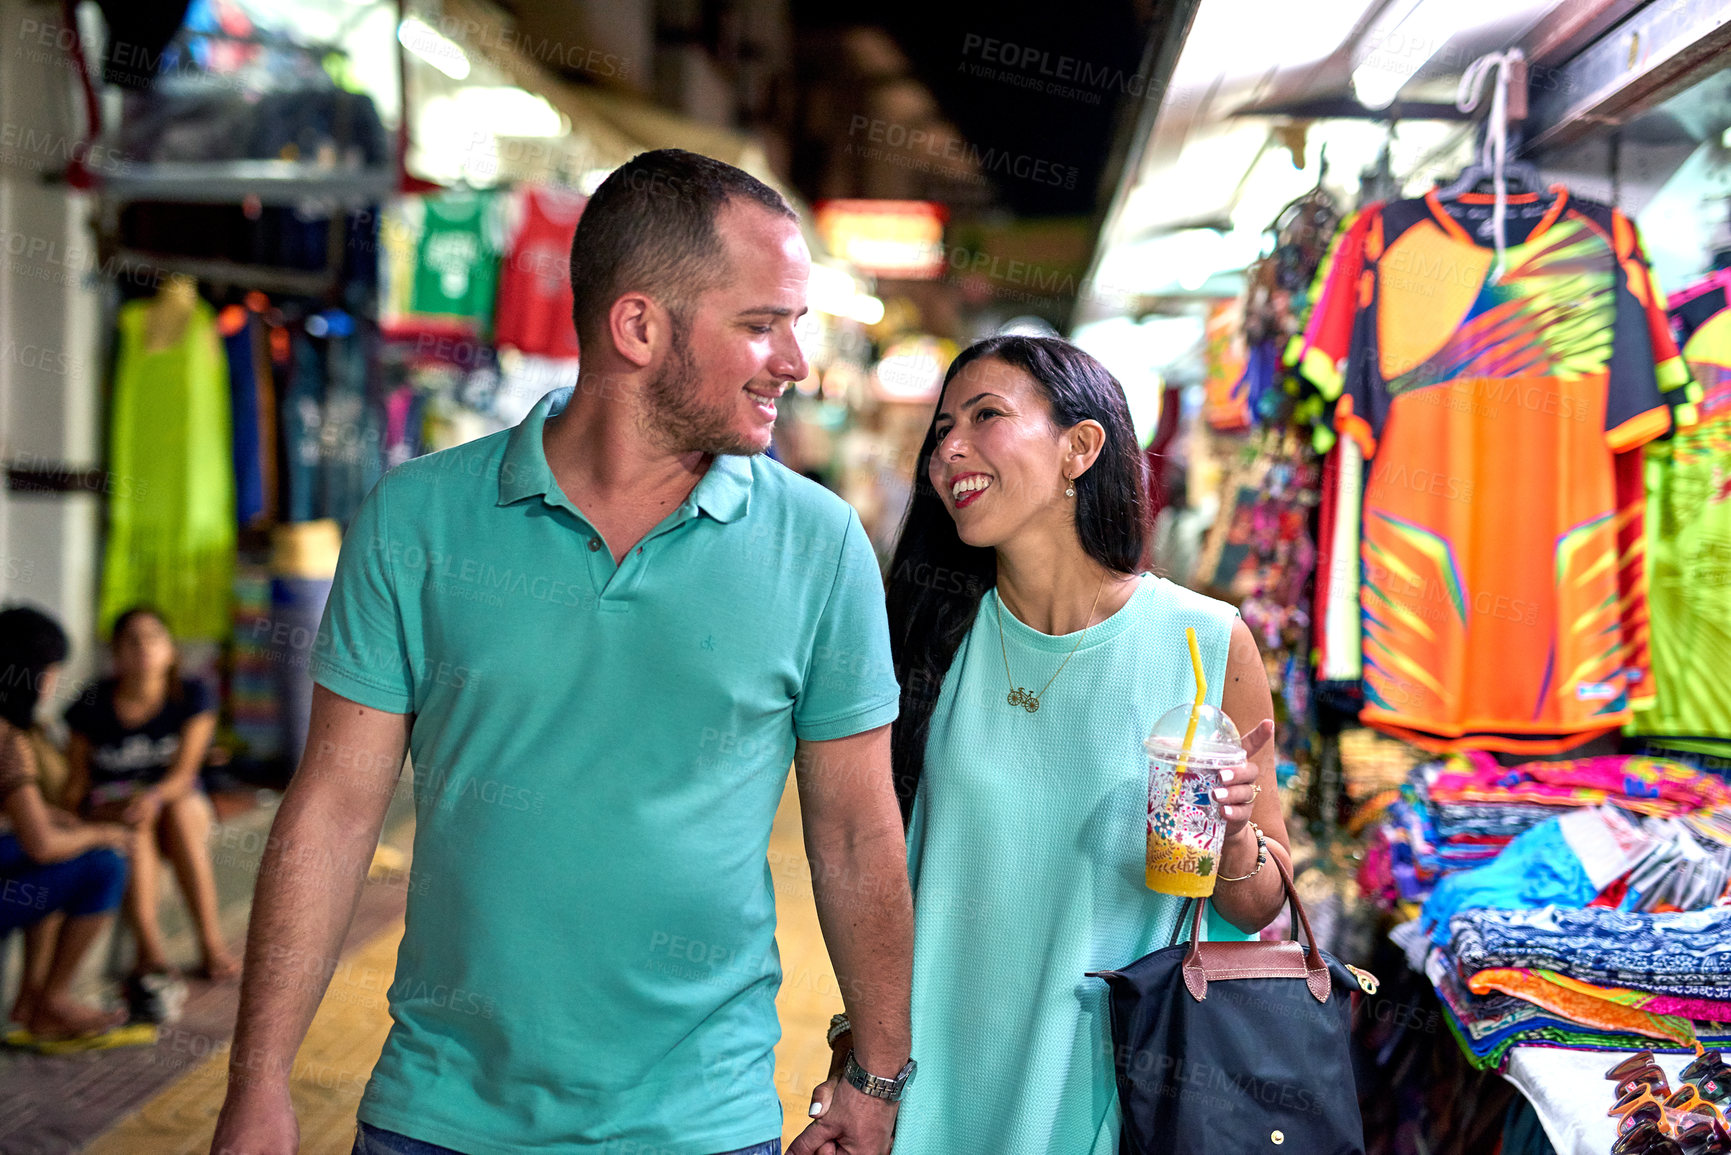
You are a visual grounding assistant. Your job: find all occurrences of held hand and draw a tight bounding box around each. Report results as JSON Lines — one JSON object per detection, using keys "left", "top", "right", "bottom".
{"left": 95, "top": 822, "right": 135, "bottom": 854}
{"left": 208, "top": 1084, "right": 299, "bottom": 1155}
{"left": 790, "top": 1073, "right": 898, "bottom": 1155}
{"left": 803, "top": 1036, "right": 851, "bottom": 1124}
{"left": 122, "top": 787, "right": 164, "bottom": 827}
{"left": 1213, "top": 718, "right": 1274, "bottom": 842}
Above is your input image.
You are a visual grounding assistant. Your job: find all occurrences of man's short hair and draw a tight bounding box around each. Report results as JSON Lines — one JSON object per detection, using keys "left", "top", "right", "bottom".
{"left": 569, "top": 149, "right": 796, "bottom": 345}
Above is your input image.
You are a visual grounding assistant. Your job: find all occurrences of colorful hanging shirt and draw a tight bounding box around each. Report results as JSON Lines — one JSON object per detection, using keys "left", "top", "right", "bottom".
{"left": 404, "top": 192, "right": 503, "bottom": 336}
{"left": 494, "top": 186, "right": 585, "bottom": 358}
{"left": 1630, "top": 274, "right": 1731, "bottom": 748}
{"left": 1201, "top": 300, "right": 1250, "bottom": 431}
{"left": 1297, "top": 188, "right": 1696, "bottom": 751}
{"left": 1425, "top": 750, "right": 1729, "bottom": 817}
{"left": 219, "top": 305, "right": 265, "bottom": 528}
{"left": 1287, "top": 205, "right": 1382, "bottom": 452}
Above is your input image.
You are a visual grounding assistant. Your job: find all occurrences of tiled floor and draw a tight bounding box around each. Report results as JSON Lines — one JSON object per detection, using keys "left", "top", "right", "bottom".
{"left": 50, "top": 773, "right": 840, "bottom": 1154}
{"left": 0, "top": 789, "right": 416, "bottom": 1155}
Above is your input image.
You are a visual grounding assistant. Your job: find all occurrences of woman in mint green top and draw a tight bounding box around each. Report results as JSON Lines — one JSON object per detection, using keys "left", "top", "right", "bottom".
{"left": 807, "top": 337, "right": 1291, "bottom": 1153}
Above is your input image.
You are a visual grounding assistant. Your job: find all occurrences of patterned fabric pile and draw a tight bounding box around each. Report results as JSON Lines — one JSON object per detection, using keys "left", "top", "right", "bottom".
{"left": 1358, "top": 752, "right": 1728, "bottom": 910}
{"left": 1355, "top": 750, "right": 1731, "bottom": 1068}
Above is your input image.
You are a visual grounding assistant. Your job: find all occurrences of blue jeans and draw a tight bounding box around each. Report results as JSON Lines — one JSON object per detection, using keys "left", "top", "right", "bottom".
{"left": 352, "top": 1120, "right": 782, "bottom": 1155}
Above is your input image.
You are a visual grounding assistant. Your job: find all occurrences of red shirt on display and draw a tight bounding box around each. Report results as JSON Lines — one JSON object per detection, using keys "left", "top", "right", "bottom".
{"left": 494, "top": 187, "right": 586, "bottom": 359}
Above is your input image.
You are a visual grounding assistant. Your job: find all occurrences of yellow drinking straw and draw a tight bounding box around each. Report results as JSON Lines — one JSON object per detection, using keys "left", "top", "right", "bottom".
{"left": 1146, "top": 627, "right": 1214, "bottom": 894}
{"left": 1177, "top": 626, "right": 1206, "bottom": 774}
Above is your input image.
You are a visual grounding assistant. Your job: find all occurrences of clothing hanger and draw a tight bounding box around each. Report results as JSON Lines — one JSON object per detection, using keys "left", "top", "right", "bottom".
{"left": 1434, "top": 50, "right": 1545, "bottom": 273}
{"left": 142, "top": 274, "right": 202, "bottom": 353}
{"left": 1358, "top": 125, "right": 1399, "bottom": 208}
{"left": 1434, "top": 147, "right": 1542, "bottom": 199}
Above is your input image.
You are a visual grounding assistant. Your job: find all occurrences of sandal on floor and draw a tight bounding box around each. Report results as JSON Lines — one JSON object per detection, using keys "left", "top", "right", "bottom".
{"left": 124, "top": 971, "right": 189, "bottom": 1024}
{"left": 21, "top": 1021, "right": 158, "bottom": 1054}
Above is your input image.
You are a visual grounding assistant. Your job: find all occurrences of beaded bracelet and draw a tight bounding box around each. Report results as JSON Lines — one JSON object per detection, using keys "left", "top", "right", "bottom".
{"left": 1217, "top": 821, "right": 1268, "bottom": 883}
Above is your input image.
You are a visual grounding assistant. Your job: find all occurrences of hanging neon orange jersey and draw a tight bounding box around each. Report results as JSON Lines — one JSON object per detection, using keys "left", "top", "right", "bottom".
{"left": 1300, "top": 187, "right": 1696, "bottom": 752}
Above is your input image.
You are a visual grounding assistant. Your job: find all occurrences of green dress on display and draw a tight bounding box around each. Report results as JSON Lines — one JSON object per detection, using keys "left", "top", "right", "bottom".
{"left": 896, "top": 574, "right": 1248, "bottom": 1155}
{"left": 100, "top": 298, "right": 234, "bottom": 640}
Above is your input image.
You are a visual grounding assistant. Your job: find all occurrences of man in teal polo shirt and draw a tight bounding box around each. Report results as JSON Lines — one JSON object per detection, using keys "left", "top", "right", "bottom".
{"left": 212, "top": 151, "right": 913, "bottom": 1155}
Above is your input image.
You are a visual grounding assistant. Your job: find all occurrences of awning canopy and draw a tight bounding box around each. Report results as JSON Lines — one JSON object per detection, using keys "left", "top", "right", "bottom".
{"left": 1078, "top": 0, "right": 1576, "bottom": 324}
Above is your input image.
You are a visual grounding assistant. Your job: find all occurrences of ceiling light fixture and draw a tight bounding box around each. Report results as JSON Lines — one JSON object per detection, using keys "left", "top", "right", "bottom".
{"left": 1350, "top": 0, "right": 1505, "bottom": 109}
{"left": 399, "top": 15, "right": 470, "bottom": 81}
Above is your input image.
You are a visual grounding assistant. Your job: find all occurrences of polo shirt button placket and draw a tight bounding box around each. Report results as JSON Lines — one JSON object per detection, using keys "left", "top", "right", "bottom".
{"left": 588, "top": 537, "right": 602, "bottom": 552}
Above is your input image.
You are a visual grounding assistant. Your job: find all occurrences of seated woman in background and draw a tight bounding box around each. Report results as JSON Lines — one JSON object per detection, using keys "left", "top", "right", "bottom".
{"left": 64, "top": 606, "right": 238, "bottom": 982}
{"left": 0, "top": 605, "right": 134, "bottom": 1042}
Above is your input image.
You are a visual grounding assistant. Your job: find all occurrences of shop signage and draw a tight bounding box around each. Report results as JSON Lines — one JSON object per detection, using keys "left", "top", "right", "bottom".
{"left": 815, "top": 200, "right": 947, "bottom": 280}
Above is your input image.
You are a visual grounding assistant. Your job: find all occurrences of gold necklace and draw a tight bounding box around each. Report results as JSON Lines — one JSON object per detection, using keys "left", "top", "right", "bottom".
{"left": 997, "top": 576, "right": 1106, "bottom": 714}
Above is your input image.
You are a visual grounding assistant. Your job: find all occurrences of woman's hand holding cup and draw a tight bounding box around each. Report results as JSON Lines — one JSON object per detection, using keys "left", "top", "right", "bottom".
{"left": 1212, "top": 718, "right": 1274, "bottom": 842}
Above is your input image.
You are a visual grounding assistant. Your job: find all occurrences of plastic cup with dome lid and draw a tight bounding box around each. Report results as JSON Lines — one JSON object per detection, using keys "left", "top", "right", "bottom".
{"left": 1144, "top": 701, "right": 1243, "bottom": 897}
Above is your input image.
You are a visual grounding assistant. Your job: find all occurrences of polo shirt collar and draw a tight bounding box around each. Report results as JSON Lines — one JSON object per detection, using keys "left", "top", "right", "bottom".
{"left": 497, "top": 385, "right": 753, "bottom": 523}
{"left": 693, "top": 452, "right": 752, "bottom": 523}
{"left": 496, "top": 387, "right": 567, "bottom": 507}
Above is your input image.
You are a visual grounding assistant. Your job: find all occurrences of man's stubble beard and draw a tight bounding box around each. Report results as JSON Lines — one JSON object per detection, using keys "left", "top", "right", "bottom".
{"left": 639, "top": 323, "right": 767, "bottom": 457}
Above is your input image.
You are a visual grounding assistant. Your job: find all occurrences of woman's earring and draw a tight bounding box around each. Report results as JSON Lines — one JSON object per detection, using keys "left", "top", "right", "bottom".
{"left": 1065, "top": 480, "right": 1076, "bottom": 498}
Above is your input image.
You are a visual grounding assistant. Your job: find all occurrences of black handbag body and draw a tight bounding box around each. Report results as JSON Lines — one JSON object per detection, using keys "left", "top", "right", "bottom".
{"left": 1090, "top": 854, "right": 1368, "bottom": 1155}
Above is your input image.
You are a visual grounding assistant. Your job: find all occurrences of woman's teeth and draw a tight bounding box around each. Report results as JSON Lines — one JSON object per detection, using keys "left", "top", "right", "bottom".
{"left": 951, "top": 476, "right": 991, "bottom": 502}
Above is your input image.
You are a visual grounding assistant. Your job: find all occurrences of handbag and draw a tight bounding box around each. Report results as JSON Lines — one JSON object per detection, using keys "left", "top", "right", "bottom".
{"left": 1089, "top": 853, "right": 1371, "bottom": 1155}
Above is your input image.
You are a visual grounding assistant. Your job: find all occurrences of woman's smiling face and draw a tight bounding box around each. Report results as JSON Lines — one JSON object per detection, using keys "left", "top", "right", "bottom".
{"left": 927, "top": 356, "right": 1079, "bottom": 549}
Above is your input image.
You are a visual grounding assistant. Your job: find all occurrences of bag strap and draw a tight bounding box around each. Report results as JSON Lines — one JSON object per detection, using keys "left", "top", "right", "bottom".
{"left": 1180, "top": 845, "right": 1331, "bottom": 1003}
{"left": 1167, "top": 898, "right": 1196, "bottom": 948}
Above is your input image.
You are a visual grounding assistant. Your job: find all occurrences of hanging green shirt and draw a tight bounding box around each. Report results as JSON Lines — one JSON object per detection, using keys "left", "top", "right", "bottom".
{"left": 408, "top": 191, "right": 502, "bottom": 333}
{"left": 1631, "top": 283, "right": 1731, "bottom": 751}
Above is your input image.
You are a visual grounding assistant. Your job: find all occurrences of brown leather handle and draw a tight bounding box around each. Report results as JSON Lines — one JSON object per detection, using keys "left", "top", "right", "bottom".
{"left": 1180, "top": 843, "right": 1331, "bottom": 1003}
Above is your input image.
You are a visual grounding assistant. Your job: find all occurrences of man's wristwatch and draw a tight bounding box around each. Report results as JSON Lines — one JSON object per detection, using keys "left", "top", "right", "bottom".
{"left": 843, "top": 1049, "right": 917, "bottom": 1103}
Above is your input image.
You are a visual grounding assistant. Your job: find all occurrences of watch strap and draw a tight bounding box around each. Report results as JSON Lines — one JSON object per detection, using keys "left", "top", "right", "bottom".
{"left": 843, "top": 1049, "right": 914, "bottom": 1102}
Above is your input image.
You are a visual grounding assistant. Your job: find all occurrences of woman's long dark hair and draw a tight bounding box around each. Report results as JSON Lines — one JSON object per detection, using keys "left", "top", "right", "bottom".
{"left": 0, "top": 604, "right": 70, "bottom": 731}
{"left": 885, "top": 335, "right": 1151, "bottom": 822}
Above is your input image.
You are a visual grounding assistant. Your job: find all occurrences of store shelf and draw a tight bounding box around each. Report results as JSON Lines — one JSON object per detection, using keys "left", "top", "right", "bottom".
{"left": 109, "top": 249, "right": 336, "bottom": 296}
{"left": 98, "top": 161, "right": 396, "bottom": 206}
{"left": 1229, "top": 96, "right": 1472, "bottom": 121}
{"left": 1526, "top": 0, "right": 1731, "bottom": 152}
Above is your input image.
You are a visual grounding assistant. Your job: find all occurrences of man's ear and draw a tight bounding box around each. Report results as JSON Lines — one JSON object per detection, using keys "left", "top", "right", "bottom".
{"left": 606, "top": 292, "right": 662, "bottom": 369}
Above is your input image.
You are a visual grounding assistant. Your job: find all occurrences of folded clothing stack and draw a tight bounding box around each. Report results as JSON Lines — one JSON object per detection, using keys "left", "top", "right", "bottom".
{"left": 1428, "top": 906, "right": 1731, "bottom": 1069}
{"left": 1358, "top": 754, "right": 1728, "bottom": 912}
{"left": 1354, "top": 752, "right": 1731, "bottom": 1072}
{"left": 1430, "top": 753, "right": 1730, "bottom": 819}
